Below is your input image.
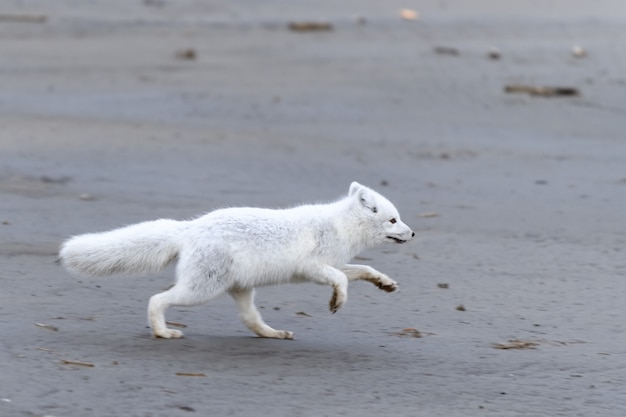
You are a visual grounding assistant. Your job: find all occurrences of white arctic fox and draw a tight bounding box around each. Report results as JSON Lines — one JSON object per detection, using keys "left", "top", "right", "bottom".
{"left": 59, "top": 182, "right": 414, "bottom": 340}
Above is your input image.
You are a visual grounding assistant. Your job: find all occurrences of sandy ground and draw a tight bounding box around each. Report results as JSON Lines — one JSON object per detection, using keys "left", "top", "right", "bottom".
{"left": 1, "top": 1, "right": 626, "bottom": 416}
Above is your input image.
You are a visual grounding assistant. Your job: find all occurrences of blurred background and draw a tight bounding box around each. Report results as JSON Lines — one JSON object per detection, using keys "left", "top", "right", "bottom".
{"left": 1, "top": 1, "right": 625, "bottom": 416}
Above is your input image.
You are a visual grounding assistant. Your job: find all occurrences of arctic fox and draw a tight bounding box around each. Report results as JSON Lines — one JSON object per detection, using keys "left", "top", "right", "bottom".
{"left": 59, "top": 182, "right": 414, "bottom": 340}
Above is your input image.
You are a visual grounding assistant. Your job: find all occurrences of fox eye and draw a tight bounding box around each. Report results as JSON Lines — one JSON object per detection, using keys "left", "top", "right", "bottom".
{"left": 389, "top": 218, "right": 397, "bottom": 224}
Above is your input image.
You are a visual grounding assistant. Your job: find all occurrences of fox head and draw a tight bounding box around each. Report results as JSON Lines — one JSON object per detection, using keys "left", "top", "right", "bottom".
{"left": 348, "top": 182, "right": 415, "bottom": 246}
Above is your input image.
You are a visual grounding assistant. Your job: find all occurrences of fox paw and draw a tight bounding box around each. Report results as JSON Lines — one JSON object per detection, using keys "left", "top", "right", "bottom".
{"left": 377, "top": 277, "right": 398, "bottom": 293}
{"left": 276, "top": 330, "right": 295, "bottom": 340}
{"left": 154, "top": 329, "right": 184, "bottom": 339}
{"left": 329, "top": 286, "right": 347, "bottom": 314}
{"left": 366, "top": 274, "right": 397, "bottom": 293}
{"left": 257, "top": 330, "right": 295, "bottom": 340}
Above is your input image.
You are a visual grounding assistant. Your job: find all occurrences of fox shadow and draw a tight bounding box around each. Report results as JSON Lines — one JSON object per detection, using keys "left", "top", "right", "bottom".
{"left": 113, "top": 332, "right": 388, "bottom": 373}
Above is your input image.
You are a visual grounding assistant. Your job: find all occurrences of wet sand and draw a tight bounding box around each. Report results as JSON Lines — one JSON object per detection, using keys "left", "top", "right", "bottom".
{"left": 2, "top": 1, "right": 626, "bottom": 416}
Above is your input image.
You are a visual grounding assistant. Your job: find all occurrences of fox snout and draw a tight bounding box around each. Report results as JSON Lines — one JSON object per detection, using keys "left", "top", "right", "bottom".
{"left": 385, "top": 221, "right": 414, "bottom": 244}
{"left": 401, "top": 228, "right": 416, "bottom": 242}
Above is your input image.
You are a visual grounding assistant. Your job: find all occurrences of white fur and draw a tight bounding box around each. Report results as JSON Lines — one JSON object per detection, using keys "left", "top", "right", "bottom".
{"left": 59, "top": 182, "right": 414, "bottom": 339}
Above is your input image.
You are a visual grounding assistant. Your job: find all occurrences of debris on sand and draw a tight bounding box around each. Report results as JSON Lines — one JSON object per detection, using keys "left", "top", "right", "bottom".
{"left": 36, "top": 347, "right": 55, "bottom": 352}
{"left": 418, "top": 212, "right": 439, "bottom": 218}
{"left": 295, "top": 311, "right": 313, "bottom": 317}
{"left": 0, "top": 14, "right": 47, "bottom": 23}
{"left": 288, "top": 22, "right": 333, "bottom": 32}
{"left": 40, "top": 175, "right": 71, "bottom": 184}
{"left": 487, "top": 48, "right": 501, "bottom": 60}
{"left": 504, "top": 85, "right": 580, "bottom": 97}
{"left": 175, "top": 372, "right": 207, "bottom": 377}
{"left": 399, "top": 9, "right": 419, "bottom": 21}
{"left": 176, "top": 49, "right": 197, "bottom": 60}
{"left": 166, "top": 321, "right": 187, "bottom": 328}
{"left": 492, "top": 339, "right": 539, "bottom": 350}
{"left": 397, "top": 328, "right": 422, "bottom": 337}
{"left": 571, "top": 45, "right": 587, "bottom": 58}
{"left": 355, "top": 15, "right": 367, "bottom": 25}
{"left": 62, "top": 359, "right": 95, "bottom": 367}
{"left": 542, "top": 339, "right": 587, "bottom": 347}
{"left": 437, "top": 283, "right": 449, "bottom": 289}
{"left": 35, "top": 323, "right": 59, "bottom": 332}
{"left": 456, "top": 304, "right": 466, "bottom": 311}
{"left": 143, "top": 0, "right": 166, "bottom": 6}
{"left": 393, "top": 328, "right": 434, "bottom": 338}
{"left": 433, "top": 46, "right": 460, "bottom": 56}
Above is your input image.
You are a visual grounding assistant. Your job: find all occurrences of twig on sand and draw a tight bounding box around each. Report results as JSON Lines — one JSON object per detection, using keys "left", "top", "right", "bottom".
{"left": 504, "top": 85, "right": 579, "bottom": 97}
{"left": 62, "top": 359, "right": 95, "bottom": 367}
{"left": 35, "top": 323, "right": 59, "bottom": 332}
{"left": 492, "top": 339, "right": 539, "bottom": 350}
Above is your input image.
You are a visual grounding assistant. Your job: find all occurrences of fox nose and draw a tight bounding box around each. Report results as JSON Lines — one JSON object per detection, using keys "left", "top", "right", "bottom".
{"left": 411, "top": 231, "right": 415, "bottom": 237}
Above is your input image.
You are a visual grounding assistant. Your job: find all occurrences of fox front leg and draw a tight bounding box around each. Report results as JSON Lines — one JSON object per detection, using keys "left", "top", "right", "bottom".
{"left": 340, "top": 264, "right": 398, "bottom": 293}
{"left": 301, "top": 264, "right": 349, "bottom": 313}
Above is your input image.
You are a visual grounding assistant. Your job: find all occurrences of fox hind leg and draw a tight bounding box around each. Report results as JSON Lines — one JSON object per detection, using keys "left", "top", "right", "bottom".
{"left": 229, "top": 288, "right": 294, "bottom": 340}
{"left": 148, "top": 288, "right": 186, "bottom": 339}
{"left": 149, "top": 248, "right": 233, "bottom": 338}
{"left": 148, "top": 279, "right": 227, "bottom": 339}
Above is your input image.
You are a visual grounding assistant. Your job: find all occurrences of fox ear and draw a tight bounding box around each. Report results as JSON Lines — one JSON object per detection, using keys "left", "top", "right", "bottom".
{"left": 357, "top": 188, "right": 378, "bottom": 213}
{"left": 349, "top": 182, "right": 378, "bottom": 213}
{"left": 349, "top": 181, "right": 362, "bottom": 196}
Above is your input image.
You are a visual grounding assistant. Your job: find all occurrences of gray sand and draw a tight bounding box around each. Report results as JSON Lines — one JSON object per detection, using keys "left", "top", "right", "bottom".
{"left": 1, "top": 1, "right": 626, "bottom": 416}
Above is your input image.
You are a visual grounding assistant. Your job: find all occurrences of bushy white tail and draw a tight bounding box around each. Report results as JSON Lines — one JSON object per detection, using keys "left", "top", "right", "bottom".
{"left": 59, "top": 219, "right": 181, "bottom": 276}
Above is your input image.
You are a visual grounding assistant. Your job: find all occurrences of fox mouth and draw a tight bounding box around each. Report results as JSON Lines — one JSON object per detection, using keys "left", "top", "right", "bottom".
{"left": 387, "top": 236, "right": 407, "bottom": 244}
